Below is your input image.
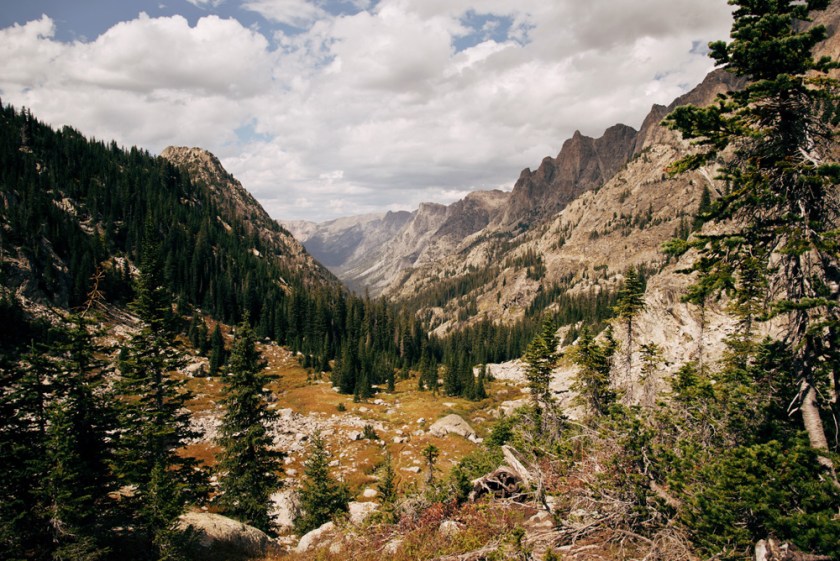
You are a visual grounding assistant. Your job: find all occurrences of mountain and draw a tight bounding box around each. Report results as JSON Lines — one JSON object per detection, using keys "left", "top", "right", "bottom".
{"left": 0, "top": 106, "right": 339, "bottom": 342}
{"left": 287, "top": 189, "right": 509, "bottom": 296}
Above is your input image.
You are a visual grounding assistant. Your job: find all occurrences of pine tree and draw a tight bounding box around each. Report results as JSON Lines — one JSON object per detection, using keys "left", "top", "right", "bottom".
{"left": 294, "top": 432, "right": 349, "bottom": 535}
{"left": 664, "top": 0, "right": 839, "bottom": 481}
{"left": 377, "top": 451, "right": 398, "bottom": 522}
{"left": 216, "top": 321, "right": 284, "bottom": 534}
{"left": 115, "top": 237, "right": 206, "bottom": 557}
{"left": 612, "top": 267, "right": 645, "bottom": 380}
{"left": 45, "top": 315, "right": 114, "bottom": 561}
{"left": 523, "top": 318, "right": 558, "bottom": 410}
{"left": 0, "top": 350, "right": 52, "bottom": 560}
{"left": 571, "top": 326, "right": 617, "bottom": 417}
{"left": 208, "top": 324, "right": 225, "bottom": 376}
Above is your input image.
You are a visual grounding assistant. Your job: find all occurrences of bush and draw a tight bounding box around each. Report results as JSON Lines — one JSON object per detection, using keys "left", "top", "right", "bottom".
{"left": 682, "top": 441, "right": 840, "bottom": 559}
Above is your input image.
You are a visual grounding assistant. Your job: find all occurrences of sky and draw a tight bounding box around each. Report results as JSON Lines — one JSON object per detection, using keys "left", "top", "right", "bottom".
{"left": 0, "top": 0, "right": 734, "bottom": 223}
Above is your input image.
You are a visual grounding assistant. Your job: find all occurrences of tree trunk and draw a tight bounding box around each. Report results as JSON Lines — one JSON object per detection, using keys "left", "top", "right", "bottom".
{"left": 799, "top": 379, "right": 839, "bottom": 487}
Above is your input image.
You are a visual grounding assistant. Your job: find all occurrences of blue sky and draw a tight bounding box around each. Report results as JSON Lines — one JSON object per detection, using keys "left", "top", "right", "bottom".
{"left": 0, "top": 0, "right": 733, "bottom": 222}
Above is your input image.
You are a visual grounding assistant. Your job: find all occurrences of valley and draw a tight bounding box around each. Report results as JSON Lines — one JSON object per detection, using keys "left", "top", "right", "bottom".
{"left": 1, "top": 2, "right": 839, "bottom": 561}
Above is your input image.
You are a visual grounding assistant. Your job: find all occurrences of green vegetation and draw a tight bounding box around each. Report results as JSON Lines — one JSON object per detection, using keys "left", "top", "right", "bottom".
{"left": 216, "top": 320, "right": 284, "bottom": 534}
{"left": 293, "top": 432, "right": 350, "bottom": 535}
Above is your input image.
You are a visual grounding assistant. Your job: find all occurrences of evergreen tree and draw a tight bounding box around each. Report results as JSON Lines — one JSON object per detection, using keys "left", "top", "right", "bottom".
{"left": 422, "top": 444, "right": 440, "bottom": 486}
{"left": 0, "top": 351, "right": 52, "bottom": 561}
{"left": 216, "top": 321, "right": 284, "bottom": 534}
{"left": 612, "top": 267, "right": 645, "bottom": 380}
{"left": 570, "top": 327, "right": 617, "bottom": 417}
{"left": 294, "top": 432, "right": 349, "bottom": 535}
{"left": 523, "top": 318, "right": 558, "bottom": 411}
{"left": 45, "top": 315, "right": 114, "bottom": 561}
{"left": 377, "top": 451, "right": 398, "bottom": 522}
{"left": 208, "top": 324, "right": 225, "bottom": 376}
{"left": 115, "top": 238, "right": 206, "bottom": 558}
{"left": 475, "top": 364, "right": 488, "bottom": 400}
{"left": 664, "top": 0, "right": 840, "bottom": 481}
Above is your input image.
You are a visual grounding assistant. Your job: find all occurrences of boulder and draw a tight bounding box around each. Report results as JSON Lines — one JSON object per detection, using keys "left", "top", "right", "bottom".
{"left": 429, "top": 414, "right": 476, "bottom": 439}
{"left": 178, "top": 512, "right": 273, "bottom": 561}
{"left": 296, "top": 521, "right": 336, "bottom": 553}
{"left": 348, "top": 501, "right": 379, "bottom": 524}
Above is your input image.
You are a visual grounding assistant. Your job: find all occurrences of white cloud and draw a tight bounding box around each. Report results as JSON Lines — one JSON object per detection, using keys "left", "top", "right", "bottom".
{"left": 0, "top": 1, "right": 735, "bottom": 222}
{"left": 241, "top": 0, "right": 326, "bottom": 27}
{"left": 186, "top": 0, "right": 225, "bottom": 7}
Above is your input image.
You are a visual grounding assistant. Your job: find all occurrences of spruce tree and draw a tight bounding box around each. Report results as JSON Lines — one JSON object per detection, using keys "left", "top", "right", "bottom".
{"left": 294, "top": 432, "right": 349, "bottom": 535}
{"left": 612, "top": 267, "right": 645, "bottom": 380}
{"left": 45, "top": 315, "right": 114, "bottom": 561}
{"left": 208, "top": 324, "right": 225, "bottom": 376}
{"left": 216, "top": 321, "right": 284, "bottom": 534}
{"left": 523, "top": 318, "right": 558, "bottom": 410}
{"left": 664, "top": 0, "right": 839, "bottom": 481}
{"left": 115, "top": 236, "right": 205, "bottom": 558}
{"left": 570, "top": 326, "right": 617, "bottom": 417}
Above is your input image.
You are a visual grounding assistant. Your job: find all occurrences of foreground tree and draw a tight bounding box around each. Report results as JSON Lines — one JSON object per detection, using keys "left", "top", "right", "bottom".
{"left": 216, "top": 321, "right": 283, "bottom": 534}
{"left": 294, "top": 432, "right": 349, "bottom": 535}
{"left": 665, "top": 0, "right": 839, "bottom": 481}
{"left": 115, "top": 235, "right": 206, "bottom": 558}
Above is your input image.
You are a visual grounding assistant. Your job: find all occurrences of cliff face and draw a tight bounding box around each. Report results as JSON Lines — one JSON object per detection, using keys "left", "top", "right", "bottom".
{"left": 494, "top": 123, "right": 639, "bottom": 230}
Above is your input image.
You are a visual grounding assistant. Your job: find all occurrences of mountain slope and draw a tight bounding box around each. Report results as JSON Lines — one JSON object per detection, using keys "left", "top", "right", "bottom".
{"left": 0, "top": 106, "right": 338, "bottom": 335}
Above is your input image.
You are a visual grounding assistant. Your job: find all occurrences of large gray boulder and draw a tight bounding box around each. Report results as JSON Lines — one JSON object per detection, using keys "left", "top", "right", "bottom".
{"left": 296, "top": 521, "right": 336, "bottom": 553}
{"left": 429, "top": 414, "right": 476, "bottom": 439}
{"left": 179, "top": 512, "right": 273, "bottom": 561}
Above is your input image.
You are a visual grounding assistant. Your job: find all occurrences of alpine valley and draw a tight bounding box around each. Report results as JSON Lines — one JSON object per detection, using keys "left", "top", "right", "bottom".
{"left": 2, "top": 2, "right": 839, "bottom": 561}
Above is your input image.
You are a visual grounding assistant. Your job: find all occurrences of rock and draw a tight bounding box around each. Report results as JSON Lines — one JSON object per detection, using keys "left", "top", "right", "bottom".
{"left": 498, "top": 398, "right": 528, "bottom": 417}
{"left": 401, "top": 466, "right": 421, "bottom": 474}
{"left": 438, "top": 520, "right": 465, "bottom": 537}
{"left": 296, "top": 521, "right": 336, "bottom": 553}
{"left": 348, "top": 430, "right": 364, "bottom": 441}
{"left": 348, "top": 501, "right": 379, "bottom": 524}
{"left": 373, "top": 399, "right": 385, "bottom": 405}
{"left": 183, "top": 361, "right": 207, "bottom": 377}
{"left": 329, "top": 459, "right": 340, "bottom": 467}
{"left": 429, "top": 414, "right": 476, "bottom": 439}
{"left": 179, "top": 511, "right": 273, "bottom": 561}
{"left": 362, "top": 488, "right": 378, "bottom": 498}
{"left": 393, "top": 436, "right": 408, "bottom": 444}
{"left": 755, "top": 538, "right": 831, "bottom": 561}
{"left": 417, "top": 417, "right": 426, "bottom": 424}
{"left": 384, "top": 538, "right": 403, "bottom": 555}
{"left": 269, "top": 489, "right": 297, "bottom": 531}
{"left": 413, "top": 430, "right": 425, "bottom": 436}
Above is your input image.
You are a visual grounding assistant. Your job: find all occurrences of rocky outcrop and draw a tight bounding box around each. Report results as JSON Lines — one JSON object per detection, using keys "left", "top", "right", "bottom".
{"left": 296, "top": 521, "right": 337, "bottom": 553}
{"left": 494, "top": 124, "right": 638, "bottom": 230}
{"left": 179, "top": 512, "right": 274, "bottom": 561}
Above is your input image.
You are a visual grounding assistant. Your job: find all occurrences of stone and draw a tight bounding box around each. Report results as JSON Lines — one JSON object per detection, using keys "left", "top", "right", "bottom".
{"left": 269, "top": 489, "right": 296, "bottom": 531}
{"left": 179, "top": 511, "right": 273, "bottom": 561}
{"left": 296, "top": 521, "right": 336, "bottom": 553}
{"left": 362, "top": 488, "right": 378, "bottom": 498}
{"left": 384, "top": 538, "right": 403, "bottom": 555}
{"left": 429, "top": 414, "right": 476, "bottom": 439}
{"left": 438, "top": 520, "right": 464, "bottom": 537}
{"left": 348, "top": 501, "right": 379, "bottom": 525}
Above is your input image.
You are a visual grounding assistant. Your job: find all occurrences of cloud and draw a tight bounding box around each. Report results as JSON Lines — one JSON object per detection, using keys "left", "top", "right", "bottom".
{"left": 186, "top": 0, "right": 226, "bottom": 7}
{"left": 241, "top": 0, "right": 326, "bottom": 27}
{"left": 0, "top": 1, "right": 735, "bottom": 222}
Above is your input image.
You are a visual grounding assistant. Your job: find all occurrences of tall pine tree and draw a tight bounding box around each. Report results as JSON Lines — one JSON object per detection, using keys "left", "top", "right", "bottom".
{"left": 216, "top": 321, "right": 284, "bottom": 534}
{"left": 664, "top": 0, "right": 840, "bottom": 482}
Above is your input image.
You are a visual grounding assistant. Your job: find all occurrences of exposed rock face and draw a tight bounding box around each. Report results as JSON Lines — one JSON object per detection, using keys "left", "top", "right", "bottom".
{"left": 161, "top": 146, "right": 336, "bottom": 289}
{"left": 494, "top": 123, "right": 639, "bottom": 230}
{"left": 178, "top": 512, "right": 273, "bottom": 561}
